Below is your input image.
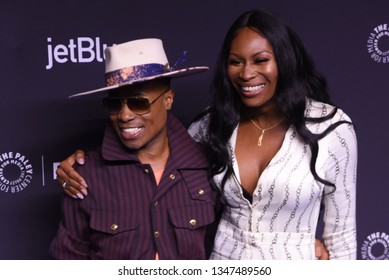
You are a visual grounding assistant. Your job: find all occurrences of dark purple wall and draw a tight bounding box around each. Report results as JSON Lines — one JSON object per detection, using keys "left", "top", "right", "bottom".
{"left": 0, "top": 0, "right": 388, "bottom": 259}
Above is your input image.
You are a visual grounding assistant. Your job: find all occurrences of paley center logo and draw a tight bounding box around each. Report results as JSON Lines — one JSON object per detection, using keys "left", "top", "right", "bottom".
{"left": 46, "top": 37, "right": 111, "bottom": 70}
{"left": 367, "top": 23, "right": 389, "bottom": 63}
{"left": 361, "top": 231, "right": 389, "bottom": 260}
{"left": 0, "top": 152, "right": 34, "bottom": 193}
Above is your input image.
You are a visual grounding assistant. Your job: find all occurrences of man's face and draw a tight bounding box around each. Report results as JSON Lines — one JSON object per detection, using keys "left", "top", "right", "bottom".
{"left": 105, "top": 79, "right": 174, "bottom": 152}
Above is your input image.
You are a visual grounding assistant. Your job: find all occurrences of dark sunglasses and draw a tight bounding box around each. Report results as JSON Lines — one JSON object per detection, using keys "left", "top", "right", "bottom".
{"left": 102, "top": 88, "right": 170, "bottom": 115}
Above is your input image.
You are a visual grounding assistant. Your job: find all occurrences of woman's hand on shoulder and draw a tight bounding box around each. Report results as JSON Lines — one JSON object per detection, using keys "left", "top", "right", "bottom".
{"left": 56, "top": 150, "right": 88, "bottom": 199}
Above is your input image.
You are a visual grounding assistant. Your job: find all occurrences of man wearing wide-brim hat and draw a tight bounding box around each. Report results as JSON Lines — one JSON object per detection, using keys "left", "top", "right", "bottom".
{"left": 50, "top": 38, "right": 217, "bottom": 259}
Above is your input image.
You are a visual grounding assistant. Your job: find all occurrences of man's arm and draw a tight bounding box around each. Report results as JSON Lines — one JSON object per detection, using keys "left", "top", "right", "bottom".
{"left": 315, "top": 239, "right": 329, "bottom": 260}
{"left": 50, "top": 193, "right": 91, "bottom": 259}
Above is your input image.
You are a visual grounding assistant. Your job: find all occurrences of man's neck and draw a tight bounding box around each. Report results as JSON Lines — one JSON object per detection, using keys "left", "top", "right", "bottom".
{"left": 136, "top": 135, "right": 170, "bottom": 172}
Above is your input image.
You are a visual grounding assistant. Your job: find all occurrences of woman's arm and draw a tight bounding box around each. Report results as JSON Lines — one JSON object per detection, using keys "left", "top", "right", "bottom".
{"left": 322, "top": 121, "right": 358, "bottom": 259}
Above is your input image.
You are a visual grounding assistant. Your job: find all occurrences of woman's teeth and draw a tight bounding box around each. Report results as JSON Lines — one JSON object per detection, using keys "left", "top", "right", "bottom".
{"left": 242, "top": 84, "right": 265, "bottom": 92}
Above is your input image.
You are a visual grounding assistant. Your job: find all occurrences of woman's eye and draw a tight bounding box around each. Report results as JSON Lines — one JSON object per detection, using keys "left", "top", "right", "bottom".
{"left": 228, "top": 59, "right": 241, "bottom": 65}
{"left": 254, "top": 58, "right": 268, "bottom": 64}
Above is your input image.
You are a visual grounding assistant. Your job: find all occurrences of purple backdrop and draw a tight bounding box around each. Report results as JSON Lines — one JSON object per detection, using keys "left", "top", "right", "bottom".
{"left": 0, "top": 0, "right": 388, "bottom": 259}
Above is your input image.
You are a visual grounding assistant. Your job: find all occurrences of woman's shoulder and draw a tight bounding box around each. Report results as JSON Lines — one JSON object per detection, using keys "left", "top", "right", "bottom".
{"left": 305, "top": 99, "right": 352, "bottom": 123}
{"left": 304, "top": 99, "right": 356, "bottom": 138}
{"left": 187, "top": 114, "right": 210, "bottom": 142}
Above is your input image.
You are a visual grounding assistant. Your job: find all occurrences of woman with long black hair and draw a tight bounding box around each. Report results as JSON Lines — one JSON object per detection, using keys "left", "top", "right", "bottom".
{"left": 189, "top": 9, "right": 357, "bottom": 259}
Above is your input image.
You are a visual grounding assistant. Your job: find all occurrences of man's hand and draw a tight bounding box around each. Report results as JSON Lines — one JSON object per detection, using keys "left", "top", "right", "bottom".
{"left": 315, "top": 239, "right": 329, "bottom": 260}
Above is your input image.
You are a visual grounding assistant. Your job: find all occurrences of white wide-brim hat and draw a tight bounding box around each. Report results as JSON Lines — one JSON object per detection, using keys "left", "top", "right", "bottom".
{"left": 69, "top": 38, "right": 209, "bottom": 98}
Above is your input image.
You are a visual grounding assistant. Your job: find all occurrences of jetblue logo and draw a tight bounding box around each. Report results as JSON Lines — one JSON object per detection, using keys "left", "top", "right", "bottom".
{"left": 46, "top": 37, "right": 111, "bottom": 70}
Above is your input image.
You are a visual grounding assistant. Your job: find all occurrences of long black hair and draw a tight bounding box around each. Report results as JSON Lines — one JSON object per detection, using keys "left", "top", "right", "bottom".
{"left": 199, "top": 9, "right": 351, "bottom": 193}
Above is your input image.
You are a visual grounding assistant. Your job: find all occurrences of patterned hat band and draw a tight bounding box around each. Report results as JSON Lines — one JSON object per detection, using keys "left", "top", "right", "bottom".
{"left": 105, "top": 63, "right": 170, "bottom": 86}
{"left": 68, "top": 38, "right": 208, "bottom": 98}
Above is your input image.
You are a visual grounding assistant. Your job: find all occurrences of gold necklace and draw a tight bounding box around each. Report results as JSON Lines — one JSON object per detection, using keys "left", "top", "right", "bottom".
{"left": 250, "top": 117, "right": 285, "bottom": 147}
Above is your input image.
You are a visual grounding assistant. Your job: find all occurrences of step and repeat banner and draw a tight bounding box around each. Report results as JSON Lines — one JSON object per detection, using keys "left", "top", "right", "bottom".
{"left": 0, "top": 0, "right": 388, "bottom": 259}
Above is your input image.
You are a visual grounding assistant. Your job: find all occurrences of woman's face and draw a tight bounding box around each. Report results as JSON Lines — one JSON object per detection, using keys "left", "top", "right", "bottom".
{"left": 227, "top": 27, "right": 278, "bottom": 109}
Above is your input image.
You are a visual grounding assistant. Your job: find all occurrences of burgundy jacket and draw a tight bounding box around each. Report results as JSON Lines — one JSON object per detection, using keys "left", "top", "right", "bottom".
{"left": 50, "top": 114, "right": 217, "bottom": 259}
